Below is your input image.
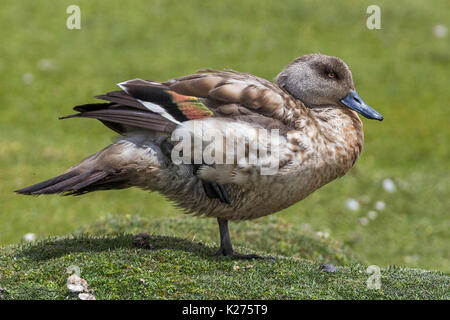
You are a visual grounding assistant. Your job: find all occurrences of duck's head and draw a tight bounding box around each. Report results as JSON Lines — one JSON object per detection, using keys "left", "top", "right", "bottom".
{"left": 275, "top": 53, "right": 383, "bottom": 121}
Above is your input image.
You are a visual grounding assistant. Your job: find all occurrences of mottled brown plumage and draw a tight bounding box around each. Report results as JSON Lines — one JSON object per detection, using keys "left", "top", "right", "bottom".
{"left": 16, "top": 54, "right": 382, "bottom": 258}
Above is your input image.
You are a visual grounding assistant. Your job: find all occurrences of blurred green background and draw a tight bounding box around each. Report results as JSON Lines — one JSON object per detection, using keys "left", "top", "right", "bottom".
{"left": 0, "top": 0, "right": 448, "bottom": 272}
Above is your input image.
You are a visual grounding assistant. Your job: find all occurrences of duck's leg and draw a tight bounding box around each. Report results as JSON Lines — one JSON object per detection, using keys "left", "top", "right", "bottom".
{"left": 215, "top": 218, "right": 274, "bottom": 260}
{"left": 216, "top": 218, "right": 234, "bottom": 255}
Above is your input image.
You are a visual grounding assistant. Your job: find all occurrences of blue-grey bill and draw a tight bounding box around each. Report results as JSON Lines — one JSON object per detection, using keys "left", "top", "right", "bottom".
{"left": 340, "top": 90, "right": 383, "bottom": 121}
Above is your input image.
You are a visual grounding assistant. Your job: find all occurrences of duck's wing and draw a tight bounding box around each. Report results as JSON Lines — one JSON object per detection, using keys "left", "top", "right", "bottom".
{"left": 60, "top": 79, "right": 214, "bottom": 134}
{"left": 165, "top": 69, "right": 308, "bottom": 128}
{"left": 63, "top": 71, "right": 307, "bottom": 134}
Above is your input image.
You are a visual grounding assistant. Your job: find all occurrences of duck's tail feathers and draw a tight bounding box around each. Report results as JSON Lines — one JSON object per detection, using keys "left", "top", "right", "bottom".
{"left": 14, "top": 169, "right": 123, "bottom": 196}
{"left": 60, "top": 105, "right": 177, "bottom": 135}
{"left": 15, "top": 135, "right": 165, "bottom": 197}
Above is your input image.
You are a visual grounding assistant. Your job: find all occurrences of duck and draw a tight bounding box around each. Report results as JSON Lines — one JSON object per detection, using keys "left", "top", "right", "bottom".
{"left": 16, "top": 53, "right": 383, "bottom": 259}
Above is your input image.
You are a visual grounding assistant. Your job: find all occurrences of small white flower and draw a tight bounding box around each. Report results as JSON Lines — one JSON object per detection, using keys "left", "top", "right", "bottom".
{"left": 382, "top": 178, "right": 396, "bottom": 193}
{"left": 22, "top": 73, "right": 34, "bottom": 85}
{"left": 23, "top": 233, "right": 36, "bottom": 242}
{"left": 316, "top": 231, "right": 329, "bottom": 239}
{"left": 346, "top": 199, "right": 360, "bottom": 211}
{"left": 359, "top": 217, "right": 369, "bottom": 226}
{"left": 375, "top": 201, "right": 386, "bottom": 211}
{"left": 37, "top": 59, "right": 54, "bottom": 71}
{"left": 78, "top": 293, "right": 96, "bottom": 300}
{"left": 433, "top": 24, "right": 448, "bottom": 38}
{"left": 368, "top": 211, "right": 378, "bottom": 220}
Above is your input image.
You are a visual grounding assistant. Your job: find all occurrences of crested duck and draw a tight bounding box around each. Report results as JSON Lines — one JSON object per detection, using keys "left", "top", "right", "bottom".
{"left": 16, "top": 54, "right": 383, "bottom": 258}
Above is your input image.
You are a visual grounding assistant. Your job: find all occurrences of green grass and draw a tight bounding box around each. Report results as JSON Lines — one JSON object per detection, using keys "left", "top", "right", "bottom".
{"left": 0, "top": 0, "right": 449, "bottom": 289}
{"left": 0, "top": 215, "right": 448, "bottom": 299}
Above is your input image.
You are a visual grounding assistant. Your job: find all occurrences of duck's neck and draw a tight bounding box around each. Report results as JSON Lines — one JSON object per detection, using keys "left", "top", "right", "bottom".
{"left": 309, "top": 106, "right": 364, "bottom": 174}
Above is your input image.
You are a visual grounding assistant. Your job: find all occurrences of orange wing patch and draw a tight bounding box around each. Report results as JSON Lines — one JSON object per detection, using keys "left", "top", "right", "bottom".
{"left": 167, "top": 91, "right": 214, "bottom": 120}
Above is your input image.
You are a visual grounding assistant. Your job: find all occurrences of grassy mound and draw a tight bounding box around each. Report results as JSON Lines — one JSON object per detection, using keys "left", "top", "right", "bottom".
{"left": 0, "top": 215, "right": 448, "bottom": 300}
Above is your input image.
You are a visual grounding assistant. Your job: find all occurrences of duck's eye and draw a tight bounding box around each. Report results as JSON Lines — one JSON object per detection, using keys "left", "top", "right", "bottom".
{"left": 327, "top": 72, "right": 336, "bottom": 79}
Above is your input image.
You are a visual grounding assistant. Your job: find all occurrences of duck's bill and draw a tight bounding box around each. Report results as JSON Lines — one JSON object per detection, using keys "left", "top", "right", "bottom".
{"left": 340, "top": 90, "right": 383, "bottom": 121}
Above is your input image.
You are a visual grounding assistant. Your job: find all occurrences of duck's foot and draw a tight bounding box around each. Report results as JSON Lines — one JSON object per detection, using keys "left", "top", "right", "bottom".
{"left": 215, "top": 248, "right": 275, "bottom": 260}
{"left": 215, "top": 218, "right": 275, "bottom": 260}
